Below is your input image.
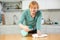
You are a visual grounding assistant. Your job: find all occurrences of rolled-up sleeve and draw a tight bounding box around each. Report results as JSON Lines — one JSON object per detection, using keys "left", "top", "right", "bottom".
{"left": 36, "top": 11, "right": 42, "bottom": 30}
{"left": 18, "top": 11, "right": 26, "bottom": 24}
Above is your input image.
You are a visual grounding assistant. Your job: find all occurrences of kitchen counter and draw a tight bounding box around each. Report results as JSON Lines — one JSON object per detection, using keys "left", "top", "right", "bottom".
{"left": 42, "top": 24, "right": 60, "bottom": 28}
{"left": 0, "top": 34, "right": 60, "bottom": 40}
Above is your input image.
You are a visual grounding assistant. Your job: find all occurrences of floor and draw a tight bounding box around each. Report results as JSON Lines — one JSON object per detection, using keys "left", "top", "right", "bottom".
{"left": 0, "top": 34, "right": 60, "bottom": 40}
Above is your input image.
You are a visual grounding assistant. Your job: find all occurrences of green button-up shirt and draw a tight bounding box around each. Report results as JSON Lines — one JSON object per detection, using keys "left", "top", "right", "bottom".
{"left": 18, "top": 9, "right": 42, "bottom": 30}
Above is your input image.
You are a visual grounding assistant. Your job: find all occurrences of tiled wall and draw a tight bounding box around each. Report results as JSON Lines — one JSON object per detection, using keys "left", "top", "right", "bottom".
{"left": 4, "top": 11, "right": 22, "bottom": 25}
{"left": 4, "top": 10, "right": 60, "bottom": 25}
{"left": 42, "top": 10, "right": 60, "bottom": 25}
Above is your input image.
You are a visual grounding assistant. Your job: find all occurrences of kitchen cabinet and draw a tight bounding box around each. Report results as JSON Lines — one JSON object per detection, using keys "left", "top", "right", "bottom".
{"left": 47, "top": 0, "right": 60, "bottom": 9}
{"left": 41, "top": 25, "right": 60, "bottom": 34}
{"left": 0, "top": 25, "right": 60, "bottom": 34}
{"left": 2, "top": 0, "right": 60, "bottom": 10}
{"left": 22, "top": 0, "right": 60, "bottom": 10}
{"left": 22, "top": 0, "right": 47, "bottom": 10}
{"left": 0, "top": 25, "right": 20, "bottom": 34}
{"left": 3, "top": 1, "right": 22, "bottom": 12}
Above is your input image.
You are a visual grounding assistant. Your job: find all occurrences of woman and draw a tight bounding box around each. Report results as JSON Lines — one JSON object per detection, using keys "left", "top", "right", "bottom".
{"left": 18, "top": 1, "right": 42, "bottom": 37}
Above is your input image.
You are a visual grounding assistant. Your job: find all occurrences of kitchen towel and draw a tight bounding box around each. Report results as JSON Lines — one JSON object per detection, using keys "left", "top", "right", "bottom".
{"left": 32, "top": 34, "right": 48, "bottom": 38}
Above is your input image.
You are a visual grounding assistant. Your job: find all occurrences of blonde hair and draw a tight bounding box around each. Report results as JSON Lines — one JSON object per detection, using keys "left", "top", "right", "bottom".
{"left": 29, "top": 1, "right": 39, "bottom": 9}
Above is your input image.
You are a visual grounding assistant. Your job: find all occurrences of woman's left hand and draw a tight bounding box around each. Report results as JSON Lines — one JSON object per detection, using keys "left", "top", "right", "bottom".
{"left": 37, "top": 30, "right": 41, "bottom": 36}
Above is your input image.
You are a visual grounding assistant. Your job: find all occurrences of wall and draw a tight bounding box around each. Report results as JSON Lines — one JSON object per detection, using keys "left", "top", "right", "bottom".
{"left": 4, "top": 10, "right": 60, "bottom": 25}
{"left": 4, "top": 11, "right": 22, "bottom": 25}
{"left": 42, "top": 10, "right": 60, "bottom": 25}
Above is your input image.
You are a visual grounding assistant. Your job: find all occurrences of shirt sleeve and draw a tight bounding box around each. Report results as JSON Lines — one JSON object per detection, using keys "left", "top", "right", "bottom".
{"left": 36, "top": 11, "right": 42, "bottom": 30}
{"left": 18, "top": 10, "right": 26, "bottom": 25}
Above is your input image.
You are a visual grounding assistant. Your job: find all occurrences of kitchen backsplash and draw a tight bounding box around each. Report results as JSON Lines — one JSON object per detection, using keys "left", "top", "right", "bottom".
{"left": 4, "top": 11, "right": 22, "bottom": 25}
{"left": 42, "top": 10, "right": 60, "bottom": 25}
{"left": 4, "top": 10, "right": 60, "bottom": 25}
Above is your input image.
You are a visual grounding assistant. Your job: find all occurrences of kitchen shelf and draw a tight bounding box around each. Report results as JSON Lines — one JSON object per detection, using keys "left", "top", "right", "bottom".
{"left": 3, "top": 1, "right": 22, "bottom": 12}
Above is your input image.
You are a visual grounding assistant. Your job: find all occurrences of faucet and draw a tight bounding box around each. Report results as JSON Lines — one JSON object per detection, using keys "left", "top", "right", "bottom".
{"left": 13, "top": 15, "right": 18, "bottom": 25}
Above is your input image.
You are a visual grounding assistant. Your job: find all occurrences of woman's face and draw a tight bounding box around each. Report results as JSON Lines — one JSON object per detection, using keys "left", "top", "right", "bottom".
{"left": 30, "top": 5, "right": 38, "bottom": 14}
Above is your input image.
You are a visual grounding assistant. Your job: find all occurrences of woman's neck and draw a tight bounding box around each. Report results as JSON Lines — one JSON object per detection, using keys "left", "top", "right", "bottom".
{"left": 31, "top": 13, "right": 36, "bottom": 18}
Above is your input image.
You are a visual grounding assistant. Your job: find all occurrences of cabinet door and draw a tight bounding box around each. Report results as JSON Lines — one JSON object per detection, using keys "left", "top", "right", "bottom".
{"left": 47, "top": 28, "right": 60, "bottom": 33}
{"left": 38, "top": 0, "right": 47, "bottom": 10}
{"left": 41, "top": 25, "right": 60, "bottom": 34}
{"left": 47, "top": 0, "right": 60, "bottom": 9}
{"left": 41, "top": 25, "right": 47, "bottom": 34}
{"left": 46, "top": 25, "right": 60, "bottom": 33}
{"left": 22, "top": 0, "right": 32, "bottom": 10}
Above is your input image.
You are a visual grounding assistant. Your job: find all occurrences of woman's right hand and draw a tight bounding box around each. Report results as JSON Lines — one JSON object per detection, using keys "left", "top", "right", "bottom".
{"left": 23, "top": 26, "right": 30, "bottom": 32}
{"left": 19, "top": 24, "right": 30, "bottom": 32}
